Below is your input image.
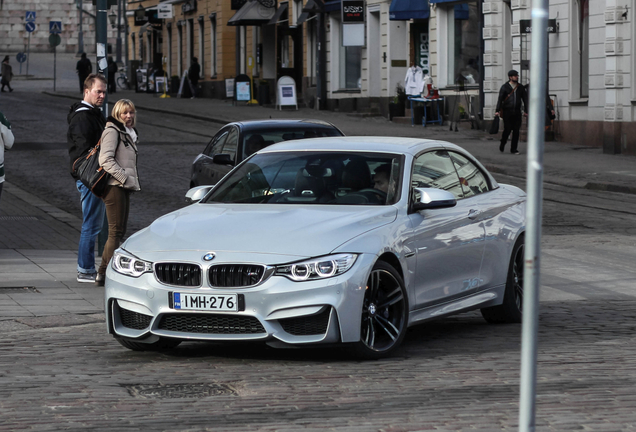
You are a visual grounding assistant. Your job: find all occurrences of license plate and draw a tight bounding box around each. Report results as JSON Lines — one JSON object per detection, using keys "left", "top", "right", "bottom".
{"left": 173, "top": 292, "right": 238, "bottom": 312}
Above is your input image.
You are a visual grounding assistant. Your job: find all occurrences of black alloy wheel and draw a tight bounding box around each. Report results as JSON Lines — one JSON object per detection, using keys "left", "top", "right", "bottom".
{"left": 353, "top": 261, "right": 408, "bottom": 359}
{"left": 481, "top": 235, "right": 525, "bottom": 324}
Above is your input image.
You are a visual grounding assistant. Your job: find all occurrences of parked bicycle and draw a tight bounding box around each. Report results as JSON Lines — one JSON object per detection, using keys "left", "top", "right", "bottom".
{"left": 116, "top": 68, "right": 129, "bottom": 90}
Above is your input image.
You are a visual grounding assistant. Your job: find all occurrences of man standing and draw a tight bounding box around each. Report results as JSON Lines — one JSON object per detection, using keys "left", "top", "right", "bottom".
{"left": 188, "top": 57, "right": 200, "bottom": 99}
{"left": 107, "top": 57, "right": 117, "bottom": 94}
{"left": 76, "top": 53, "right": 93, "bottom": 93}
{"left": 67, "top": 74, "right": 107, "bottom": 283}
{"left": 495, "top": 70, "right": 528, "bottom": 154}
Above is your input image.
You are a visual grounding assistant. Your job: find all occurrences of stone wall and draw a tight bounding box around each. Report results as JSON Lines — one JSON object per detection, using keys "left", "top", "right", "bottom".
{"left": 0, "top": 0, "right": 116, "bottom": 54}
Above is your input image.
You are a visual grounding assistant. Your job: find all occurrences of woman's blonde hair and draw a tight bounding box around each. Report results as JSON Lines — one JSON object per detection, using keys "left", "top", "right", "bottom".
{"left": 111, "top": 99, "right": 137, "bottom": 127}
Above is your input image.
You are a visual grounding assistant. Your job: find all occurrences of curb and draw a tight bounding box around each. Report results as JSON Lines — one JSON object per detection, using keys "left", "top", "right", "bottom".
{"left": 42, "top": 90, "right": 230, "bottom": 125}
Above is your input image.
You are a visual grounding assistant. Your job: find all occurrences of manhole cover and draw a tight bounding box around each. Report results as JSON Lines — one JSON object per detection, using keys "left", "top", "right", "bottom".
{"left": 123, "top": 383, "right": 238, "bottom": 399}
{"left": 0, "top": 286, "right": 39, "bottom": 293}
{"left": 0, "top": 216, "right": 40, "bottom": 221}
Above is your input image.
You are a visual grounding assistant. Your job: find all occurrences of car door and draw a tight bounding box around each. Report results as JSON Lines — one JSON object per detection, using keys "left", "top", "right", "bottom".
{"left": 405, "top": 150, "right": 486, "bottom": 309}
{"left": 448, "top": 150, "right": 510, "bottom": 290}
{"left": 212, "top": 126, "right": 240, "bottom": 183}
{"left": 192, "top": 128, "right": 230, "bottom": 186}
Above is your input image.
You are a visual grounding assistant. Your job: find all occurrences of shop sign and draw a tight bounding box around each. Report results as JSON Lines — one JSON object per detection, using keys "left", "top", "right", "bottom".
{"left": 342, "top": 0, "right": 365, "bottom": 23}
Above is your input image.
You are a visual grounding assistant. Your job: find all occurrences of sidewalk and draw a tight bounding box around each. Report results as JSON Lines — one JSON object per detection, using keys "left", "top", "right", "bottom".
{"left": 1, "top": 54, "right": 635, "bottom": 326}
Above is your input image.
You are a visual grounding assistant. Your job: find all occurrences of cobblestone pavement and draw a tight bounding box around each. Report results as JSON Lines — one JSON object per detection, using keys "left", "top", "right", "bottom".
{"left": 1, "top": 301, "right": 635, "bottom": 431}
{"left": 2, "top": 52, "right": 636, "bottom": 431}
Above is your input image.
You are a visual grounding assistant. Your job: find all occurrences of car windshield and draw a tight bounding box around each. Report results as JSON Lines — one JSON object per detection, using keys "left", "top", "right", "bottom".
{"left": 205, "top": 151, "right": 403, "bottom": 205}
{"left": 242, "top": 127, "right": 342, "bottom": 157}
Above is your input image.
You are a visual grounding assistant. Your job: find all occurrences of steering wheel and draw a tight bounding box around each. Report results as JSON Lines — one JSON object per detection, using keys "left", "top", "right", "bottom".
{"left": 356, "top": 188, "right": 387, "bottom": 203}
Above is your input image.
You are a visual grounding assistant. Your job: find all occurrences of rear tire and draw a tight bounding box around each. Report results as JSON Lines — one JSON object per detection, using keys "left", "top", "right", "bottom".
{"left": 481, "top": 234, "right": 524, "bottom": 324}
{"left": 115, "top": 336, "right": 182, "bottom": 352}
{"left": 351, "top": 261, "right": 408, "bottom": 359}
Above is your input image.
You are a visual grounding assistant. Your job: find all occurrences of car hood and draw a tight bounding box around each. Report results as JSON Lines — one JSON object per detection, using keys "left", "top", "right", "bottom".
{"left": 124, "top": 204, "right": 397, "bottom": 260}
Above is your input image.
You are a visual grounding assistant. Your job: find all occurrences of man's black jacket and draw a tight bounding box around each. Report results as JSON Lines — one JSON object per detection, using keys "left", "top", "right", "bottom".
{"left": 76, "top": 58, "right": 92, "bottom": 76}
{"left": 189, "top": 63, "right": 200, "bottom": 83}
{"left": 496, "top": 82, "right": 528, "bottom": 115}
{"left": 67, "top": 101, "right": 106, "bottom": 180}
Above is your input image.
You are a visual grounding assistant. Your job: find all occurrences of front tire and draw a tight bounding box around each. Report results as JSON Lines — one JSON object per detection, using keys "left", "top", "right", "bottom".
{"left": 481, "top": 235, "right": 524, "bottom": 324}
{"left": 351, "top": 261, "right": 408, "bottom": 359}
{"left": 115, "top": 336, "right": 182, "bottom": 352}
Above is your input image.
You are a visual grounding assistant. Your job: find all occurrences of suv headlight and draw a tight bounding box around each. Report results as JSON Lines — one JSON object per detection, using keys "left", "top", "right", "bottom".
{"left": 274, "top": 254, "right": 357, "bottom": 281}
{"left": 112, "top": 249, "right": 153, "bottom": 277}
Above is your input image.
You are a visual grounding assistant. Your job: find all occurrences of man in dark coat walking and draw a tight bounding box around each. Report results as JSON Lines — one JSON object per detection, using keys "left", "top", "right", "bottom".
{"left": 76, "top": 53, "right": 93, "bottom": 93}
{"left": 495, "top": 70, "right": 528, "bottom": 154}
{"left": 67, "top": 73, "right": 107, "bottom": 282}
{"left": 188, "top": 57, "right": 200, "bottom": 99}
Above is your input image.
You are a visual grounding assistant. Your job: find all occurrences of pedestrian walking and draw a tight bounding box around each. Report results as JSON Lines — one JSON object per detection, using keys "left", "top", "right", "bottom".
{"left": 495, "top": 70, "right": 528, "bottom": 154}
{"left": 0, "top": 110, "right": 15, "bottom": 203}
{"left": 1, "top": 56, "right": 14, "bottom": 92}
{"left": 188, "top": 57, "right": 200, "bottom": 99}
{"left": 76, "top": 53, "right": 93, "bottom": 93}
{"left": 95, "top": 99, "right": 140, "bottom": 286}
{"left": 67, "top": 73, "right": 107, "bottom": 283}
{"left": 107, "top": 57, "right": 117, "bottom": 94}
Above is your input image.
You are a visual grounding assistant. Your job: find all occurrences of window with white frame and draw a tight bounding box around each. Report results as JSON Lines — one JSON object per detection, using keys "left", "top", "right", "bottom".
{"left": 445, "top": 1, "right": 480, "bottom": 86}
{"left": 578, "top": 0, "right": 589, "bottom": 98}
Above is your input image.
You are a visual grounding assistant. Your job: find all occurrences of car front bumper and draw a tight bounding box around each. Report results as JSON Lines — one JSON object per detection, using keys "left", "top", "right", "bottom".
{"left": 105, "top": 254, "right": 376, "bottom": 346}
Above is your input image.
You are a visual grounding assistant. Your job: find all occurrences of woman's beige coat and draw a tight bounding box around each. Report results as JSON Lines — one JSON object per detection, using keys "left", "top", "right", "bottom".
{"left": 99, "top": 118, "right": 140, "bottom": 191}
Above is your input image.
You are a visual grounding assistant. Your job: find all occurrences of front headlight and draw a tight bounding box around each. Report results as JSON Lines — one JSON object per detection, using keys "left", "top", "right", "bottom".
{"left": 112, "top": 249, "right": 153, "bottom": 277}
{"left": 274, "top": 253, "right": 357, "bottom": 282}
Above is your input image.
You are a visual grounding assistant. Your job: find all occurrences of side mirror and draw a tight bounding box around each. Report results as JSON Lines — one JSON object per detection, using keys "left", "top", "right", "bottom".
{"left": 412, "top": 187, "right": 457, "bottom": 211}
{"left": 185, "top": 185, "right": 214, "bottom": 204}
{"left": 212, "top": 154, "right": 234, "bottom": 165}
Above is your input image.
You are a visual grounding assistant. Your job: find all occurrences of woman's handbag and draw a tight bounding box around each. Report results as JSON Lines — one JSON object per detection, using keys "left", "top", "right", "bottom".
{"left": 489, "top": 116, "right": 500, "bottom": 134}
{"left": 72, "top": 138, "right": 111, "bottom": 198}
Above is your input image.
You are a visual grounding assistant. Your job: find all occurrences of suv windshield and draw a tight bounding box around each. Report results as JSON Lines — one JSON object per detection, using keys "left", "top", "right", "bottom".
{"left": 205, "top": 151, "right": 403, "bottom": 205}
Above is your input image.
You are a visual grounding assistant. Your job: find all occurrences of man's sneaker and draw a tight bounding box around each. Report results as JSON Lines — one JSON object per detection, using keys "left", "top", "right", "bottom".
{"left": 77, "top": 272, "right": 97, "bottom": 283}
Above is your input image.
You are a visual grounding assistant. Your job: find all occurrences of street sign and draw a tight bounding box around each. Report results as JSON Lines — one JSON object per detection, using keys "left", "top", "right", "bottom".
{"left": 157, "top": 4, "right": 173, "bottom": 19}
{"left": 49, "top": 34, "right": 61, "bottom": 47}
{"left": 25, "top": 22, "right": 36, "bottom": 33}
{"left": 49, "top": 21, "right": 62, "bottom": 34}
{"left": 25, "top": 11, "right": 36, "bottom": 22}
{"left": 519, "top": 19, "right": 558, "bottom": 34}
{"left": 16, "top": 52, "right": 27, "bottom": 63}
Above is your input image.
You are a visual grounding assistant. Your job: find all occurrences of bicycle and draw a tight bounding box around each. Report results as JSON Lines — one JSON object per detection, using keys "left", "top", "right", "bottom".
{"left": 116, "top": 68, "right": 129, "bottom": 90}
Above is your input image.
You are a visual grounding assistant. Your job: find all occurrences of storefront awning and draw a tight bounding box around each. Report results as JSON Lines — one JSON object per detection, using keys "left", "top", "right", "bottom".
{"left": 324, "top": 0, "right": 341, "bottom": 13}
{"left": 267, "top": 2, "right": 289, "bottom": 25}
{"left": 297, "top": 0, "right": 324, "bottom": 24}
{"left": 389, "top": 0, "right": 429, "bottom": 20}
{"left": 228, "top": 0, "right": 276, "bottom": 26}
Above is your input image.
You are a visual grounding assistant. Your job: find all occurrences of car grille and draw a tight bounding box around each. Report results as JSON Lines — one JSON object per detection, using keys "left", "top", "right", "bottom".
{"left": 208, "top": 264, "right": 266, "bottom": 287}
{"left": 157, "top": 313, "right": 266, "bottom": 334}
{"left": 118, "top": 304, "right": 153, "bottom": 330}
{"left": 155, "top": 263, "right": 202, "bottom": 287}
{"left": 278, "top": 308, "right": 331, "bottom": 336}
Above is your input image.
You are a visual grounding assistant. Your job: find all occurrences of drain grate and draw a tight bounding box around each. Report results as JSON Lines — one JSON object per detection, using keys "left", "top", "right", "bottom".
{"left": 0, "top": 216, "right": 40, "bottom": 221}
{"left": 123, "top": 383, "right": 238, "bottom": 399}
{"left": 0, "top": 286, "right": 40, "bottom": 293}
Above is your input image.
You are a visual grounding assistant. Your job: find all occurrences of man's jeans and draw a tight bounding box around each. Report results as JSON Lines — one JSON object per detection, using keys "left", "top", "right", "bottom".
{"left": 76, "top": 180, "right": 105, "bottom": 274}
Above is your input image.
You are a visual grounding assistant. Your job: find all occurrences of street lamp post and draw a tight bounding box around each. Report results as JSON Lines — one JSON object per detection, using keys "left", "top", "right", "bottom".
{"left": 77, "top": 0, "right": 84, "bottom": 55}
{"left": 116, "top": 0, "right": 123, "bottom": 63}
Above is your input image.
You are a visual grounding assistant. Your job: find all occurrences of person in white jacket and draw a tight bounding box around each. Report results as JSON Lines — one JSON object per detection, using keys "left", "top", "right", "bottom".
{"left": 0, "top": 111, "right": 15, "bottom": 203}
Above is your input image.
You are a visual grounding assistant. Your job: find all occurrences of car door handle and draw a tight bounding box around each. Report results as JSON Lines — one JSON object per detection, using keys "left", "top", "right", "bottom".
{"left": 468, "top": 209, "right": 481, "bottom": 220}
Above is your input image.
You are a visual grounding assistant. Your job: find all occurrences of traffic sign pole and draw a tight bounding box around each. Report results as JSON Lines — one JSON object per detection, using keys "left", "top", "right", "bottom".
{"left": 26, "top": 32, "right": 30, "bottom": 78}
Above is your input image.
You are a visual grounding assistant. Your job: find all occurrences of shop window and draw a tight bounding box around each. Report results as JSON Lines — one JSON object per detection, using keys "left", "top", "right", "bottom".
{"left": 579, "top": 0, "right": 589, "bottom": 98}
{"left": 340, "top": 46, "right": 361, "bottom": 89}
{"left": 446, "top": 1, "right": 480, "bottom": 86}
{"left": 210, "top": 15, "right": 217, "bottom": 77}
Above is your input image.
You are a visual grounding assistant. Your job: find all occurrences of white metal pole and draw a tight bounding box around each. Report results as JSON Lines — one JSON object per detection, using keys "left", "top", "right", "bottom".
{"left": 518, "top": 1, "right": 549, "bottom": 431}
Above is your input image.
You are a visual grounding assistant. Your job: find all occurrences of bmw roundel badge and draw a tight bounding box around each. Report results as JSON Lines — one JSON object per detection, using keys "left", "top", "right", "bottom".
{"left": 203, "top": 252, "right": 216, "bottom": 261}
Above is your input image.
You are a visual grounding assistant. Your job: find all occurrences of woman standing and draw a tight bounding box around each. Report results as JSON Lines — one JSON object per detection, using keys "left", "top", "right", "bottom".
{"left": 1, "top": 56, "right": 14, "bottom": 92}
{"left": 95, "top": 99, "right": 140, "bottom": 286}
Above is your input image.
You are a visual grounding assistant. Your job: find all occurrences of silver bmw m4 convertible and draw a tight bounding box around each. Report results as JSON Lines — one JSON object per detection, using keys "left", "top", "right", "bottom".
{"left": 105, "top": 137, "right": 526, "bottom": 358}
